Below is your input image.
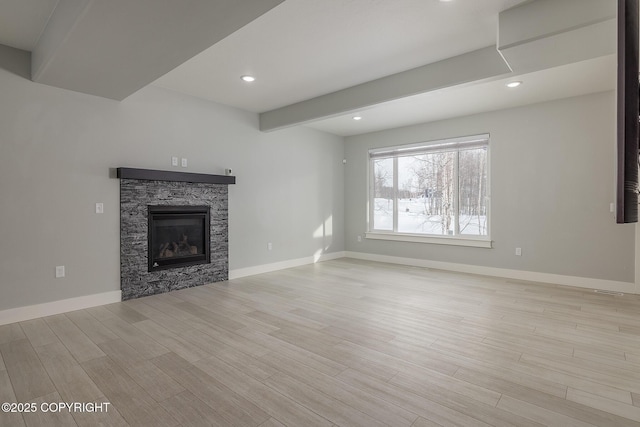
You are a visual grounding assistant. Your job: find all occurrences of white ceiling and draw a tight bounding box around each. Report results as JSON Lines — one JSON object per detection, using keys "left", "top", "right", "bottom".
{"left": 0, "top": 0, "right": 618, "bottom": 137}
{"left": 0, "top": 0, "right": 58, "bottom": 51}
{"left": 153, "top": 0, "right": 529, "bottom": 113}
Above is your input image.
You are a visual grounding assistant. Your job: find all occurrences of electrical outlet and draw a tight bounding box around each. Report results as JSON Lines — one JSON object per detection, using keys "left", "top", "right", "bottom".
{"left": 515, "top": 247, "right": 522, "bottom": 256}
{"left": 95, "top": 203, "right": 104, "bottom": 214}
{"left": 357, "top": 235, "right": 362, "bottom": 242}
{"left": 181, "top": 158, "right": 188, "bottom": 168}
{"left": 55, "top": 266, "right": 65, "bottom": 278}
{"left": 267, "top": 242, "right": 273, "bottom": 251}
{"left": 171, "top": 156, "right": 178, "bottom": 166}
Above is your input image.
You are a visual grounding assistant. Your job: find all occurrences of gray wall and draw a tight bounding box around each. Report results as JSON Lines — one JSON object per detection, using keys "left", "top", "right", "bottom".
{"left": 345, "top": 91, "right": 635, "bottom": 283}
{"left": 0, "top": 67, "right": 344, "bottom": 311}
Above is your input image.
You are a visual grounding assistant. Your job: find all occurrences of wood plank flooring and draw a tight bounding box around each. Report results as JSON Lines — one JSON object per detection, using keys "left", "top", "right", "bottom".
{"left": 1, "top": 258, "right": 640, "bottom": 426}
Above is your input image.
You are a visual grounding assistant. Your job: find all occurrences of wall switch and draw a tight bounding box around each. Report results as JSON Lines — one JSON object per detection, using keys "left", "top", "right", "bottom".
{"left": 172, "top": 156, "right": 178, "bottom": 166}
{"left": 515, "top": 247, "right": 522, "bottom": 256}
{"left": 55, "top": 266, "right": 65, "bottom": 278}
{"left": 267, "top": 242, "right": 273, "bottom": 251}
{"left": 95, "top": 203, "right": 104, "bottom": 214}
{"left": 610, "top": 203, "right": 615, "bottom": 213}
{"left": 357, "top": 235, "right": 362, "bottom": 242}
{"left": 181, "top": 158, "right": 188, "bottom": 167}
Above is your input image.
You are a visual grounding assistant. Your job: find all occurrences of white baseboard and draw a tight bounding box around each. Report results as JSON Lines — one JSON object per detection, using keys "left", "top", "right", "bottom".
{"left": 345, "top": 251, "right": 638, "bottom": 295}
{"left": 229, "top": 251, "right": 346, "bottom": 279}
{"left": 0, "top": 251, "right": 343, "bottom": 326}
{"left": 0, "top": 290, "right": 122, "bottom": 326}
{"left": 3, "top": 250, "right": 631, "bottom": 327}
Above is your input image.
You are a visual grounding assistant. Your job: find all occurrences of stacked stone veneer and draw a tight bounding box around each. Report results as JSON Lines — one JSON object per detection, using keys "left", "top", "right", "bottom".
{"left": 120, "top": 179, "right": 228, "bottom": 300}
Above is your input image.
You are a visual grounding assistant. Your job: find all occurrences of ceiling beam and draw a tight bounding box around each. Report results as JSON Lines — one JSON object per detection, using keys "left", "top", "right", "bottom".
{"left": 32, "top": 0, "right": 285, "bottom": 100}
{"left": 0, "top": 44, "right": 30, "bottom": 80}
{"left": 259, "top": 46, "right": 512, "bottom": 132}
{"left": 497, "top": 0, "right": 615, "bottom": 72}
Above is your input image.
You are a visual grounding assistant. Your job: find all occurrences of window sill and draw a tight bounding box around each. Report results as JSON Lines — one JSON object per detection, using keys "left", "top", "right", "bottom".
{"left": 365, "top": 232, "right": 492, "bottom": 248}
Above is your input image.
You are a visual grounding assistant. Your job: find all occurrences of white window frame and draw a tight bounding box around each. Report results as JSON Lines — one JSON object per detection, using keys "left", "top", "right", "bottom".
{"left": 366, "top": 134, "right": 492, "bottom": 248}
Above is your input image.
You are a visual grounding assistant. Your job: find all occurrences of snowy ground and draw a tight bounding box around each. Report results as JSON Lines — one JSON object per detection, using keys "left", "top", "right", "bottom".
{"left": 373, "top": 198, "right": 486, "bottom": 236}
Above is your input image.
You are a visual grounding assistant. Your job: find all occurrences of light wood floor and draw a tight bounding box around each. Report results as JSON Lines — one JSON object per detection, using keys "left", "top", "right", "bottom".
{"left": 2, "top": 258, "right": 640, "bottom": 426}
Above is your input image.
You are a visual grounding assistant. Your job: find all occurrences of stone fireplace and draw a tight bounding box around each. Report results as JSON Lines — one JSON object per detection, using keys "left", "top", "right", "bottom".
{"left": 117, "top": 168, "right": 235, "bottom": 300}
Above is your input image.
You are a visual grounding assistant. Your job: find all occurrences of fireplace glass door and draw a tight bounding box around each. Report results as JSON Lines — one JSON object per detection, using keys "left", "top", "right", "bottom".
{"left": 148, "top": 206, "right": 210, "bottom": 271}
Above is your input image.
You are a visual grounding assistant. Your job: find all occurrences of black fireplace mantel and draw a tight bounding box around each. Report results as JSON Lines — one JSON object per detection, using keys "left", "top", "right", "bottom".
{"left": 116, "top": 167, "right": 235, "bottom": 185}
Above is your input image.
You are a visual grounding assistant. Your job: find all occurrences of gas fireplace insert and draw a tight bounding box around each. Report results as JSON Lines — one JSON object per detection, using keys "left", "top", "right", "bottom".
{"left": 148, "top": 205, "right": 210, "bottom": 272}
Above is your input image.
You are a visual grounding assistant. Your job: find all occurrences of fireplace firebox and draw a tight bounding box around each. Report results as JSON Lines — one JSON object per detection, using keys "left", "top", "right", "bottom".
{"left": 148, "top": 205, "right": 210, "bottom": 272}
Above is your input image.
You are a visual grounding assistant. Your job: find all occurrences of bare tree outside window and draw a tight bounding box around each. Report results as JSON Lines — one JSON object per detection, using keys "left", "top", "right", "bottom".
{"left": 398, "top": 152, "right": 455, "bottom": 235}
{"left": 458, "top": 148, "right": 487, "bottom": 235}
{"left": 372, "top": 158, "right": 393, "bottom": 230}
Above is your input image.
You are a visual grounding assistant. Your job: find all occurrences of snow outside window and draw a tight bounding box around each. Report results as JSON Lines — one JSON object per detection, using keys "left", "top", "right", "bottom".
{"left": 368, "top": 134, "right": 491, "bottom": 248}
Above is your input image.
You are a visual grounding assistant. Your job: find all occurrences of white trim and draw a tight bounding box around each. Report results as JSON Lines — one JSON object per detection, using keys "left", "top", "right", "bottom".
{"left": 345, "top": 251, "right": 638, "bottom": 295}
{"left": 393, "top": 156, "right": 399, "bottom": 232}
{"left": 0, "top": 290, "right": 122, "bottom": 326}
{"left": 229, "top": 251, "right": 346, "bottom": 280}
{"left": 2, "top": 250, "right": 632, "bottom": 327}
{"left": 365, "top": 232, "right": 492, "bottom": 248}
{"left": 369, "top": 133, "right": 490, "bottom": 157}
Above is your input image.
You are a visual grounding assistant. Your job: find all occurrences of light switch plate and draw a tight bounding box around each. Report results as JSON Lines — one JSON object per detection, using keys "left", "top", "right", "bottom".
{"left": 55, "top": 266, "right": 65, "bottom": 278}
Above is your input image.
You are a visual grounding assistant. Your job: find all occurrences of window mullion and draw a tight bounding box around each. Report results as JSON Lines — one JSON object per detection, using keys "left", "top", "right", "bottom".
{"left": 393, "top": 156, "right": 399, "bottom": 232}
{"left": 369, "top": 159, "right": 374, "bottom": 231}
{"left": 454, "top": 150, "right": 460, "bottom": 236}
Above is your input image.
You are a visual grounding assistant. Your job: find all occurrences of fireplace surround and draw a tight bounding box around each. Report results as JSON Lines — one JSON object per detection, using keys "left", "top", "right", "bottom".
{"left": 117, "top": 168, "right": 235, "bottom": 300}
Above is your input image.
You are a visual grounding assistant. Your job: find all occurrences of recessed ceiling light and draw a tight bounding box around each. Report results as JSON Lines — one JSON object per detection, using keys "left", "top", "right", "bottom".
{"left": 353, "top": 116, "right": 362, "bottom": 121}
{"left": 438, "top": 0, "right": 454, "bottom": 2}
{"left": 241, "top": 75, "right": 255, "bottom": 82}
{"left": 506, "top": 81, "right": 522, "bottom": 88}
